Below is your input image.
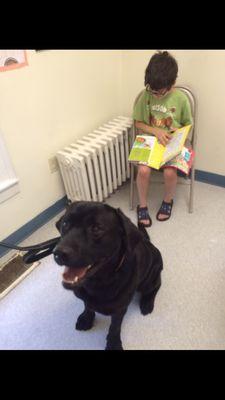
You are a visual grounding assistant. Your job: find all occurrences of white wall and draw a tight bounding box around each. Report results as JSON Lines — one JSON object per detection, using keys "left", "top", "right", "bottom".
{"left": 0, "top": 49, "right": 225, "bottom": 241}
{"left": 0, "top": 50, "right": 123, "bottom": 239}
{"left": 121, "top": 49, "right": 225, "bottom": 176}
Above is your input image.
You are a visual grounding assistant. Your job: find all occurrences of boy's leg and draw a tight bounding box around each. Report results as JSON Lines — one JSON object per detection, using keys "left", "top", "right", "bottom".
{"left": 136, "top": 165, "right": 151, "bottom": 207}
{"left": 157, "top": 167, "right": 177, "bottom": 221}
{"left": 136, "top": 165, "right": 151, "bottom": 225}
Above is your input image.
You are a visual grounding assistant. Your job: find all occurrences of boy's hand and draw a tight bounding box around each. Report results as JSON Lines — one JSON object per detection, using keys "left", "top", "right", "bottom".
{"left": 169, "top": 126, "right": 178, "bottom": 133}
{"left": 154, "top": 128, "right": 172, "bottom": 146}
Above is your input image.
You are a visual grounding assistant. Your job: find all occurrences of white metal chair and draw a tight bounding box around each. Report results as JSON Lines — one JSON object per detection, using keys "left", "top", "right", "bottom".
{"left": 129, "top": 85, "right": 197, "bottom": 213}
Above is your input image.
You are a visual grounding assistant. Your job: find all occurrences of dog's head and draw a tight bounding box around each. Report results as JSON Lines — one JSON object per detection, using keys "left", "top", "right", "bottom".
{"left": 54, "top": 201, "right": 143, "bottom": 289}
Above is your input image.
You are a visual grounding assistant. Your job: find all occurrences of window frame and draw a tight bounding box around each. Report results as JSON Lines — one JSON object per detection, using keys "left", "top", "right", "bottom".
{"left": 0, "top": 131, "right": 19, "bottom": 204}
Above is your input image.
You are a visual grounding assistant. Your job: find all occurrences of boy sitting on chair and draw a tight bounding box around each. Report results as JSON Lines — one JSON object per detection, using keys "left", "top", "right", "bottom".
{"left": 133, "top": 51, "right": 193, "bottom": 227}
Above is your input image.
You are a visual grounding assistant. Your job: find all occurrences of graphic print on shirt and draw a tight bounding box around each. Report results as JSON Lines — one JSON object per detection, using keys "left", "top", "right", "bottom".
{"left": 149, "top": 104, "right": 177, "bottom": 130}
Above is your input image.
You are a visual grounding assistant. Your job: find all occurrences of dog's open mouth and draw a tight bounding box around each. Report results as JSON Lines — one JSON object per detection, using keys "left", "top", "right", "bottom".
{"left": 62, "top": 265, "right": 92, "bottom": 286}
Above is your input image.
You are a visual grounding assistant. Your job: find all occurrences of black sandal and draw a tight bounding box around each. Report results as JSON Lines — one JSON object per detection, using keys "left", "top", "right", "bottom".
{"left": 137, "top": 205, "right": 152, "bottom": 228}
{"left": 156, "top": 200, "right": 174, "bottom": 222}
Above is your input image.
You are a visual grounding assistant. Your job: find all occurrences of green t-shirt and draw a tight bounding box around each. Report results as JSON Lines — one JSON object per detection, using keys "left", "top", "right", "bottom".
{"left": 133, "top": 88, "right": 193, "bottom": 132}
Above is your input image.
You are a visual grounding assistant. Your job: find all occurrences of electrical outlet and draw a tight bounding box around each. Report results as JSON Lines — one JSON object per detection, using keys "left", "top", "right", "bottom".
{"left": 48, "top": 156, "right": 59, "bottom": 173}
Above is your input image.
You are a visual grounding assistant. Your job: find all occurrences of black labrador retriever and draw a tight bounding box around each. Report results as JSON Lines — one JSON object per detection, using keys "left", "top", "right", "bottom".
{"left": 53, "top": 201, "right": 163, "bottom": 350}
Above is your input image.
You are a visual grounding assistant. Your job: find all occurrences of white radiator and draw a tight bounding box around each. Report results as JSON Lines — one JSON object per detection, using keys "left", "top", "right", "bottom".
{"left": 57, "top": 116, "right": 133, "bottom": 203}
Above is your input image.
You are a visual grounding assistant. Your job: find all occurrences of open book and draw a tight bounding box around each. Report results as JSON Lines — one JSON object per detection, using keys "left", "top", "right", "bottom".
{"left": 162, "top": 146, "right": 195, "bottom": 175}
{"left": 128, "top": 124, "right": 192, "bottom": 170}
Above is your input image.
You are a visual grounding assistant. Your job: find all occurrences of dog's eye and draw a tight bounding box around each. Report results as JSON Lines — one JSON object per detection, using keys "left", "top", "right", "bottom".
{"left": 61, "top": 220, "right": 69, "bottom": 233}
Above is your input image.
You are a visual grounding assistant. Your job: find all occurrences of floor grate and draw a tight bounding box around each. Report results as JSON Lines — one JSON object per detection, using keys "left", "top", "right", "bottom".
{"left": 0, "top": 254, "right": 40, "bottom": 299}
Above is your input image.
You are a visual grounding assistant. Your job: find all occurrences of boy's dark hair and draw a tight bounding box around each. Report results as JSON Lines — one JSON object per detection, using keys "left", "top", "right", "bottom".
{"left": 145, "top": 51, "right": 178, "bottom": 91}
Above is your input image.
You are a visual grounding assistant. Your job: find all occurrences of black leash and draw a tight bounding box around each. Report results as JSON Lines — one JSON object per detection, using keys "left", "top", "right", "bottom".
{"left": 0, "top": 237, "right": 60, "bottom": 264}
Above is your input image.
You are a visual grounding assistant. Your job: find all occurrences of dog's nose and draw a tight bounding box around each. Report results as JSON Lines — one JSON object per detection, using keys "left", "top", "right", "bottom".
{"left": 53, "top": 248, "right": 69, "bottom": 266}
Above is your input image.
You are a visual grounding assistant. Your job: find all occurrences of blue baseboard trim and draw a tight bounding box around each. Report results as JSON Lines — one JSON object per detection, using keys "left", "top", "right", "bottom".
{"left": 0, "top": 196, "right": 68, "bottom": 259}
{"left": 177, "top": 169, "right": 225, "bottom": 187}
{"left": 0, "top": 168, "right": 224, "bottom": 260}
{"left": 195, "top": 170, "right": 225, "bottom": 188}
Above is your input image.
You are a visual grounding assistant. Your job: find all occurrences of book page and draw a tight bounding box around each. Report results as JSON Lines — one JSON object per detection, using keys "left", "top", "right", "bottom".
{"left": 128, "top": 135, "right": 156, "bottom": 164}
{"left": 163, "top": 132, "right": 183, "bottom": 160}
{"left": 163, "top": 147, "right": 194, "bottom": 175}
{"left": 134, "top": 135, "right": 156, "bottom": 149}
{"left": 162, "top": 126, "right": 191, "bottom": 164}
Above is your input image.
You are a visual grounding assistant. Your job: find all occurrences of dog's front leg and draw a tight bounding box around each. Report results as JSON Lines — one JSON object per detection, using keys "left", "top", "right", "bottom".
{"left": 105, "top": 308, "right": 127, "bottom": 351}
{"left": 76, "top": 303, "right": 95, "bottom": 331}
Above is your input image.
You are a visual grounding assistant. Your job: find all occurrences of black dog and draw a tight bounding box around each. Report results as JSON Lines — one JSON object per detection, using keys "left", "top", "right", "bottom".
{"left": 53, "top": 201, "right": 163, "bottom": 350}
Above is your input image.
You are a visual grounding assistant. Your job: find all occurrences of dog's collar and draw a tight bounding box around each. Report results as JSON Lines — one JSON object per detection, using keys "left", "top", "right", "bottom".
{"left": 95, "top": 249, "right": 125, "bottom": 273}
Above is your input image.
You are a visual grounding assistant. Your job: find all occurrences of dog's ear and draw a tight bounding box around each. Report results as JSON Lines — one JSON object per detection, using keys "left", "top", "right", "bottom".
{"left": 56, "top": 215, "right": 64, "bottom": 232}
{"left": 116, "top": 208, "right": 143, "bottom": 252}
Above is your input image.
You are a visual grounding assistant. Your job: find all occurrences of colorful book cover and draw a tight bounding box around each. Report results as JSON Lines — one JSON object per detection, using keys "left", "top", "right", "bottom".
{"left": 128, "top": 124, "right": 192, "bottom": 170}
{"left": 162, "top": 146, "right": 195, "bottom": 175}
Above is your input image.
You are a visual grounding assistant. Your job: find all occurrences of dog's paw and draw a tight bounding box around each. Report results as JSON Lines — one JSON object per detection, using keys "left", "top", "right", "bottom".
{"left": 105, "top": 338, "right": 123, "bottom": 351}
{"left": 140, "top": 297, "right": 154, "bottom": 315}
{"left": 75, "top": 310, "right": 95, "bottom": 331}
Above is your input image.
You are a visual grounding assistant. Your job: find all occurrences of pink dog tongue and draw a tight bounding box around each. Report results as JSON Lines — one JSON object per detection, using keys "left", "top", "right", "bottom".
{"left": 62, "top": 266, "right": 88, "bottom": 282}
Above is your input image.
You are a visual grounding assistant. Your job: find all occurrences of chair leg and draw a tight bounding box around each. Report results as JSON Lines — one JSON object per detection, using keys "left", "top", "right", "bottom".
{"left": 129, "top": 123, "right": 136, "bottom": 210}
{"left": 130, "top": 164, "right": 134, "bottom": 210}
{"left": 189, "top": 167, "right": 195, "bottom": 213}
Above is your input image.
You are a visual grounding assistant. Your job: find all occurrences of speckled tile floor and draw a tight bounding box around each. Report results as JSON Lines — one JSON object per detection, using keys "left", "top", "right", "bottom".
{"left": 0, "top": 178, "right": 225, "bottom": 350}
